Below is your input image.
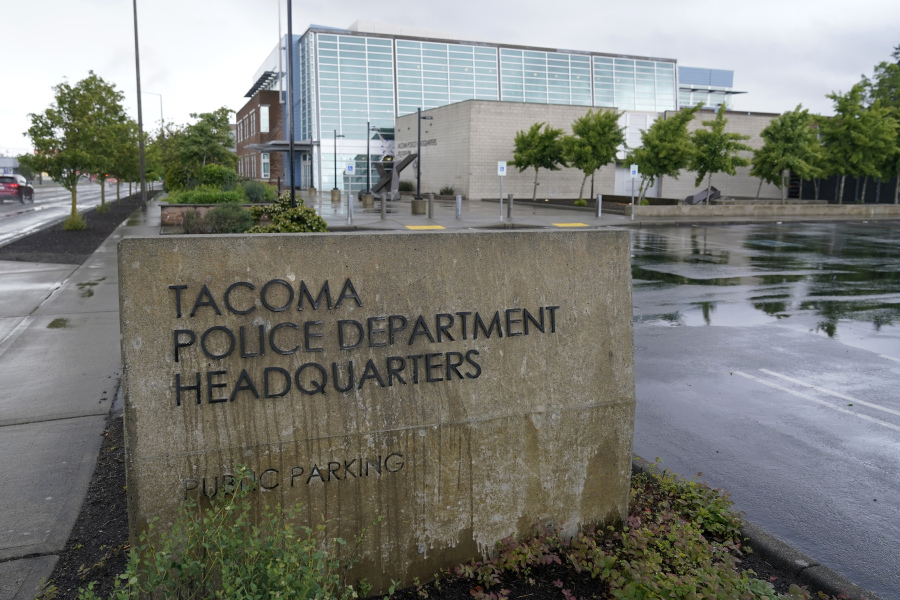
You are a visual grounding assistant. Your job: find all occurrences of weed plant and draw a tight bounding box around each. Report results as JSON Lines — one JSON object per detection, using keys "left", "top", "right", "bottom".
{"left": 573, "top": 199, "right": 587, "bottom": 207}
{"left": 398, "top": 180, "right": 415, "bottom": 192}
{"left": 242, "top": 180, "right": 277, "bottom": 203}
{"left": 77, "top": 466, "right": 359, "bottom": 600}
{"left": 439, "top": 186, "right": 455, "bottom": 196}
{"left": 63, "top": 214, "right": 87, "bottom": 231}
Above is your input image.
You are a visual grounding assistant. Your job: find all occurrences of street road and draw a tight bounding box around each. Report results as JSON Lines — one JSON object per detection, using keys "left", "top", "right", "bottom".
{"left": 0, "top": 182, "right": 130, "bottom": 247}
{"left": 630, "top": 222, "right": 900, "bottom": 599}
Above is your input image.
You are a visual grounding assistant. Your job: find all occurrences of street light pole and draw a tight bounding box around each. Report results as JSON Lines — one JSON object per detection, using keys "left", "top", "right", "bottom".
{"left": 131, "top": 0, "right": 147, "bottom": 208}
{"left": 366, "top": 120, "right": 371, "bottom": 195}
{"left": 333, "top": 130, "right": 344, "bottom": 191}
{"left": 286, "top": 0, "right": 297, "bottom": 208}
{"left": 143, "top": 91, "right": 163, "bottom": 126}
{"left": 416, "top": 108, "right": 433, "bottom": 200}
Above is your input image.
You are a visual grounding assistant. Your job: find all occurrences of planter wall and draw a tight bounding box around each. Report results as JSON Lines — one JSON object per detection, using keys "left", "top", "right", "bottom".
{"left": 159, "top": 202, "right": 261, "bottom": 227}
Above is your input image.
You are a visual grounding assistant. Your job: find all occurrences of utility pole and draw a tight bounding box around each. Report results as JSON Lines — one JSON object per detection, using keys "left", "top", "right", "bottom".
{"left": 132, "top": 0, "right": 147, "bottom": 208}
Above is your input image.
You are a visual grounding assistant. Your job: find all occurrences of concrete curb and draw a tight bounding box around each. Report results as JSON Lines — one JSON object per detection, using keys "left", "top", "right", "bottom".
{"left": 631, "top": 456, "right": 880, "bottom": 600}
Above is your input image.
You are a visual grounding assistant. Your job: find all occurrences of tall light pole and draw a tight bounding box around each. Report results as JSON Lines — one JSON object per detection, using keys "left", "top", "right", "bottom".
{"left": 131, "top": 0, "right": 147, "bottom": 207}
{"left": 333, "top": 130, "right": 344, "bottom": 191}
{"left": 286, "top": 0, "right": 297, "bottom": 208}
{"left": 366, "top": 121, "right": 379, "bottom": 195}
{"left": 416, "top": 108, "right": 433, "bottom": 200}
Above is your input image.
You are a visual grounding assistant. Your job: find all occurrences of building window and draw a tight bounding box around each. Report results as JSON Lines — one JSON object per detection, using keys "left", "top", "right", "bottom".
{"left": 250, "top": 110, "right": 256, "bottom": 136}
{"left": 262, "top": 153, "right": 270, "bottom": 179}
{"left": 260, "top": 106, "right": 269, "bottom": 133}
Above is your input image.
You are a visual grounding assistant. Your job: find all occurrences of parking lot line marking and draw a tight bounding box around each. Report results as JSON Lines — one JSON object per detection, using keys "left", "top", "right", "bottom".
{"left": 405, "top": 225, "right": 445, "bottom": 230}
{"left": 552, "top": 223, "right": 589, "bottom": 227}
{"left": 880, "top": 354, "right": 900, "bottom": 363}
{"left": 733, "top": 371, "right": 900, "bottom": 433}
{"left": 759, "top": 369, "right": 900, "bottom": 418}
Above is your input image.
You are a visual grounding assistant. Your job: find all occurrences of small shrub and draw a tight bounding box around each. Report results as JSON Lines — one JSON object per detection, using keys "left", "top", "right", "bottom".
{"left": 77, "top": 465, "right": 358, "bottom": 600}
{"left": 573, "top": 199, "right": 587, "bottom": 207}
{"left": 170, "top": 185, "right": 245, "bottom": 205}
{"left": 197, "top": 164, "right": 239, "bottom": 190}
{"left": 247, "top": 192, "right": 328, "bottom": 233}
{"left": 63, "top": 214, "right": 87, "bottom": 231}
{"left": 180, "top": 209, "right": 206, "bottom": 234}
{"left": 204, "top": 204, "right": 255, "bottom": 233}
{"left": 242, "top": 179, "right": 276, "bottom": 203}
{"left": 398, "top": 180, "right": 415, "bottom": 192}
{"left": 439, "top": 185, "right": 455, "bottom": 196}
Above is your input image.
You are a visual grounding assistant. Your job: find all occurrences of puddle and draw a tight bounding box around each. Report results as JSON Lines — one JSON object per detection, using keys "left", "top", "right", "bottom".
{"left": 631, "top": 222, "right": 900, "bottom": 352}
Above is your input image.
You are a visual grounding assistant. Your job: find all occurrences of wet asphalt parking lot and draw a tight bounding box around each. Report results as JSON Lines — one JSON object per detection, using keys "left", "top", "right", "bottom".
{"left": 630, "top": 221, "right": 900, "bottom": 598}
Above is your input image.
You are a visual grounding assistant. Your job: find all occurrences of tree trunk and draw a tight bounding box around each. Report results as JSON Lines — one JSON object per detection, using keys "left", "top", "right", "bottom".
{"left": 860, "top": 177, "right": 868, "bottom": 204}
{"left": 814, "top": 179, "right": 820, "bottom": 200}
{"left": 705, "top": 173, "right": 713, "bottom": 205}
{"left": 838, "top": 175, "right": 846, "bottom": 204}
{"left": 578, "top": 174, "right": 588, "bottom": 200}
{"left": 100, "top": 178, "right": 106, "bottom": 208}
{"left": 532, "top": 168, "right": 539, "bottom": 202}
{"left": 755, "top": 178, "right": 763, "bottom": 199}
{"left": 895, "top": 172, "right": 900, "bottom": 204}
{"left": 781, "top": 172, "right": 787, "bottom": 204}
{"left": 797, "top": 178, "right": 803, "bottom": 201}
{"left": 590, "top": 172, "right": 595, "bottom": 199}
{"left": 70, "top": 186, "right": 77, "bottom": 218}
{"left": 116, "top": 181, "right": 121, "bottom": 203}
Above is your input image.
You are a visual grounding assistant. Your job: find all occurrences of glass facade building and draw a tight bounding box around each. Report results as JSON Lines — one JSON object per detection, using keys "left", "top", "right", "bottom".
{"left": 262, "top": 25, "right": 726, "bottom": 193}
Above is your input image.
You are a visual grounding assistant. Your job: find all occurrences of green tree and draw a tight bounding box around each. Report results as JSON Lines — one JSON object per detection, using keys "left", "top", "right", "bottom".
{"left": 750, "top": 105, "right": 821, "bottom": 203}
{"left": 108, "top": 120, "right": 141, "bottom": 202}
{"left": 152, "top": 108, "right": 237, "bottom": 191}
{"left": 25, "top": 71, "right": 127, "bottom": 228}
{"left": 690, "top": 104, "right": 752, "bottom": 204}
{"left": 820, "top": 84, "right": 898, "bottom": 202}
{"left": 627, "top": 105, "right": 701, "bottom": 203}
{"left": 862, "top": 45, "right": 900, "bottom": 203}
{"left": 16, "top": 154, "right": 38, "bottom": 181}
{"left": 510, "top": 122, "right": 567, "bottom": 201}
{"left": 563, "top": 109, "right": 626, "bottom": 200}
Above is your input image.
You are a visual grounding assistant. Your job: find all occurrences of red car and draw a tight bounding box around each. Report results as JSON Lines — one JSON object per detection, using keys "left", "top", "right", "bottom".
{"left": 0, "top": 174, "right": 35, "bottom": 203}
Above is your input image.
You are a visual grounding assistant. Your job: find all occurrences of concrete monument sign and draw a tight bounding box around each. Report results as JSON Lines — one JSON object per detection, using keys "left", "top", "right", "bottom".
{"left": 118, "top": 230, "right": 635, "bottom": 590}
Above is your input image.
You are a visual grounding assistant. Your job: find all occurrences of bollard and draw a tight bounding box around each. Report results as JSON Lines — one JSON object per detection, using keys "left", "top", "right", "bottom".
{"left": 455, "top": 194, "right": 462, "bottom": 219}
{"left": 380, "top": 193, "right": 386, "bottom": 220}
{"left": 427, "top": 193, "right": 434, "bottom": 219}
{"left": 596, "top": 194, "right": 602, "bottom": 219}
{"left": 507, "top": 193, "right": 514, "bottom": 219}
{"left": 347, "top": 189, "right": 353, "bottom": 225}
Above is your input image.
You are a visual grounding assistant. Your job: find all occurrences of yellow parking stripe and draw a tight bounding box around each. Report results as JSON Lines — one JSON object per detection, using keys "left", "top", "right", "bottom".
{"left": 406, "top": 225, "right": 446, "bottom": 230}
{"left": 552, "top": 223, "right": 589, "bottom": 227}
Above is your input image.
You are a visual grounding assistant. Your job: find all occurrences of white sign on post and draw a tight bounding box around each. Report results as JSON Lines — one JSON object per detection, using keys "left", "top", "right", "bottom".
{"left": 347, "top": 164, "right": 355, "bottom": 174}
{"left": 630, "top": 164, "right": 639, "bottom": 178}
{"left": 498, "top": 161, "right": 507, "bottom": 177}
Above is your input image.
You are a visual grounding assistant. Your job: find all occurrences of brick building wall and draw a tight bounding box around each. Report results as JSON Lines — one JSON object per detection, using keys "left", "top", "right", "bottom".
{"left": 235, "top": 90, "right": 283, "bottom": 185}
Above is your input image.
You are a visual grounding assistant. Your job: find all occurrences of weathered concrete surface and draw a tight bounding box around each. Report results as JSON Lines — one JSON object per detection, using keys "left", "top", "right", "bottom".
{"left": 634, "top": 203, "right": 900, "bottom": 218}
{"left": 118, "top": 230, "right": 636, "bottom": 590}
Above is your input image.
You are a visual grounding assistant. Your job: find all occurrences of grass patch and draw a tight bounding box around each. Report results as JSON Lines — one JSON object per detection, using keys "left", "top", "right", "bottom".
{"left": 47, "top": 318, "right": 69, "bottom": 329}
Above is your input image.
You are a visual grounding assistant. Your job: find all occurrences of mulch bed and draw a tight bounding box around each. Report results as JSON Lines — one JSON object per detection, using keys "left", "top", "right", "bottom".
{"left": 0, "top": 192, "right": 158, "bottom": 265}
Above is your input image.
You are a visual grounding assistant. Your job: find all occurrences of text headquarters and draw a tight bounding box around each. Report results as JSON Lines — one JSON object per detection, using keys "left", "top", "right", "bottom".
{"left": 166, "top": 278, "right": 561, "bottom": 404}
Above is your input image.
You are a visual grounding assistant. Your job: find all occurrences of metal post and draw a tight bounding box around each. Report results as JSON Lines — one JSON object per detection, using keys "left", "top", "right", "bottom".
{"left": 366, "top": 120, "right": 371, "bottom": 194}
{"left": 507, "top": 193, "right": 514, "bottom": 220}
{"left": 131, "top": 0, "right": 147, "bottom": 208}
{"left": 416, "top": 108, "right": 422, "bottom": 200}
{"left": 596, "top": 194, "right": 602, "bottom": 219}
{"left": 287, "top": 0, "right": 296, "bottom": 208}
{"left": 380, "top": 193, "right": 386, "bottom": 220}
{"left": 347, "top": 174, "right": 353, "bottom": 225}
{"left": 499, "top": 176, "right": 504, "bottom": 222}
{"left": 428, "top": 193, "right": 434, "bottom": 219}
{"left": 455, "top": 194, "right": 462, "bottom": 219}
{"left": 631, "top": 180, "right": 635, "bottom": 221}
{"left": 333, "top": 130, "right": 338, "bottom": 191}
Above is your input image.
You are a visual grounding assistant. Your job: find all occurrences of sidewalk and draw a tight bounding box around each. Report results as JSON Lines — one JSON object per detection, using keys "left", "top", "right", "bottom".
{"left": 0, "top": 199, "right": 161, "bottom": 600}
{"left": 293, "top": 192, "right": 898, "bottom": 233}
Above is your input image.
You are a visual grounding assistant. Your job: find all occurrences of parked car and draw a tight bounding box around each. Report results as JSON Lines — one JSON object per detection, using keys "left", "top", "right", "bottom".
{"left": 0, "top": 174, "right": 34, "bottom": 203}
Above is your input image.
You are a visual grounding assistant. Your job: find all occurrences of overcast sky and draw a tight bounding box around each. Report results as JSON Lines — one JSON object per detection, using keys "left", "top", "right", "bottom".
{"left": 2, "top": 0, "right": 898, "bottom": 156}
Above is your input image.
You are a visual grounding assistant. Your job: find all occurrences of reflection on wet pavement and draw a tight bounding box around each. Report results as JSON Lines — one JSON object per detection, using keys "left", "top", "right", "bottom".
{"left": 631, "top": 222, "right": 900, "bottom": 356}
